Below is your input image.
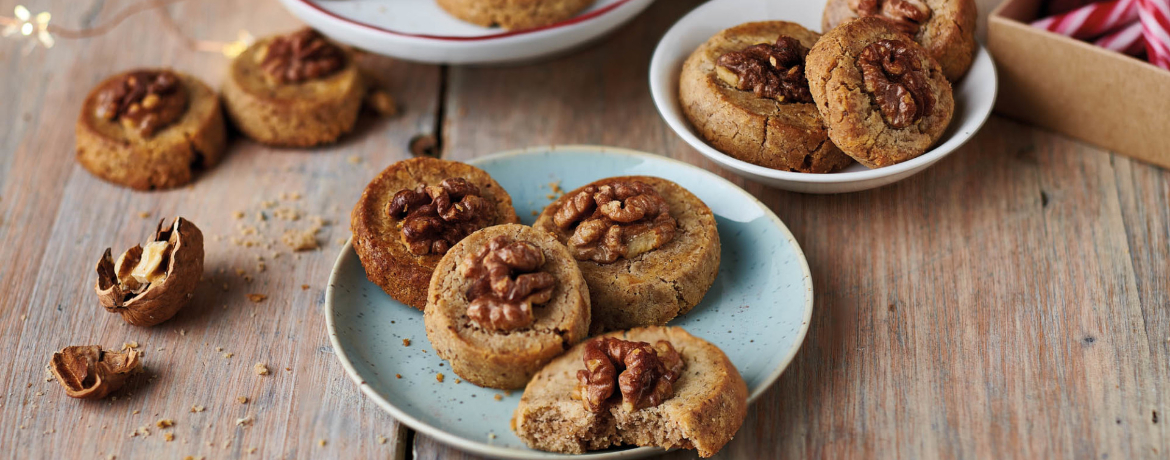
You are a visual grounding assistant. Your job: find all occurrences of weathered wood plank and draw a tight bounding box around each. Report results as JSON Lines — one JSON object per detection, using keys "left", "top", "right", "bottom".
{"left": 0, "top": 0, "right": 438, "bottom": 458}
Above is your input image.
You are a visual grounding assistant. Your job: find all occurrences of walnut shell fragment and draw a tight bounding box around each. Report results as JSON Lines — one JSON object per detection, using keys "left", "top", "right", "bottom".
{"left": 50, "top": 345, "right": 142, "bottom": 399}
{"left": 95, "top": 217, "right": 204, "bottom": 327}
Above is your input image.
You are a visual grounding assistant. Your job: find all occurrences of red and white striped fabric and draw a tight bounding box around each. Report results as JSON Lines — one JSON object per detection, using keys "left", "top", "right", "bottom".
{"left": 1094, "top": 20, "right": 1147, "bottom": 55}
{"left": 1140, "top": 0, "right": 1170, "bottom": 69}
{"left": 1032, "top": 0, "right": 1141, "bottom": 39}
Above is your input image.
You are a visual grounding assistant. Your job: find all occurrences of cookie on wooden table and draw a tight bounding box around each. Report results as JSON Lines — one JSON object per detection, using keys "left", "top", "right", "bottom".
{"left": 436, "top": 0, "right": 596, "bottom": 30}
{"left": 679, "top": 21, "right": 853, "bottom": 173}
{"left": 424, "top": 224, "right": 590, "bottom": 389}
{"left": 76, "top": 69, "right": 226, "bottom": 190}
{"left": 222, "top": 28, "right": 365, "bottom": 147}
{"left": 513, "top": 326, "right": 748, "bottom": 458}
{"left": 806, "top": 17, "right": 954, "bottom": 168}
{"left": 533, "top": 176, "right": 719, "bottom": 333}
{"left": 822, "top": 0, "right": 977, "bottom": 81}
{"left": 351, "top": 157, "right": 520, "bottom": 310}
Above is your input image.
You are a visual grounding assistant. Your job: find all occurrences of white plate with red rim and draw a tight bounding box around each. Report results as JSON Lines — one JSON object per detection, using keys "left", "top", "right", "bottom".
{"left": 649, "top": 0, "right": 998, "bottom": 194}
{"left": 325, "top": 145, "right": 814, "bottom": 459}
{"left": 277, "top": 0, "right": 656, "bottom": 64}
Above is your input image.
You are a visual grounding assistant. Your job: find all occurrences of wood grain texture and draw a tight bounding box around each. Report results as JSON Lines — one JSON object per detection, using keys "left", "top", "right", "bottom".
{"left": 2, "top": 0, "right": 1168, "bottom": 459}
{"left": 0, "top": 0, "right": 435, "bottom": 458}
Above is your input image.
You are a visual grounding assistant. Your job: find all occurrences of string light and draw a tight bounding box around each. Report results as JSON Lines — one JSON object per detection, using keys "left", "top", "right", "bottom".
{"left": 1, "top": 1, "right": 251, "bottom": 57}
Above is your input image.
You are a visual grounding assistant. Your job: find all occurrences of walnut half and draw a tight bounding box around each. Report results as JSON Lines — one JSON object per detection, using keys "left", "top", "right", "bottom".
{"left": 50, "top": 345, "right": 142, "bottom": 400}
{"left": 462, "top": 236, "right": 555, "bottom": 331}
{"left": 95, "top": 217, "right": 204, "bottom": 327}
{"left": 574, "top": 337, "right": 685, "bottom": 413}
{"left": 858, "top": 39, "right": 935, "bottom": 129}
{"left": 554, "top": 181, "right": 677, "bottom": 264}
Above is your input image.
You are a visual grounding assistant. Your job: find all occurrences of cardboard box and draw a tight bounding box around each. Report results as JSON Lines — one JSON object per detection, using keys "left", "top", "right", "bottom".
{"left": 988, "top": 0, "right": 1170, "bottom": 169}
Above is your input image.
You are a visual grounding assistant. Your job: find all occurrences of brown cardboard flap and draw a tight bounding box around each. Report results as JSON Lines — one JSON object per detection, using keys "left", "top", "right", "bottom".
{"left": 989, "top": 0, "right": 1170, "bottom": 169}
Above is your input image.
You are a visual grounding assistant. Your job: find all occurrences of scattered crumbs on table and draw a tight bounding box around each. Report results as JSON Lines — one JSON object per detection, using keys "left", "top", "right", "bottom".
{"left": 377, "top": 435, "right": 388, "bottom": 444}
{"left": 164, "top": 432, "right": 175, "bottom": 442}
{"left": 319, "top": 439, "right": 327, "bottom": 447}
{"left": 236, "top": 416, "right": 252, "bottom": 427}
{"left": 402, "top": 338, "right": 411, "bottom": 347}
{"left": 156, "top": 419, "right": 174, "bottom": 428}
{"left": 190, "top": 405, "right": 205, "bottom": 413}
{"left": 247, "top": 294, "right": 267, "bottom": 303}
{"left": 222, "top": 353, "right": 233, "bottom": 359}
{"left": 436, "top": 373, "right": 444, "bottom": 383}
{"left": 494, "top": 394, "right": 502, "bottom": 401}
{"left": 237, "top": 396, "right": 248, "bottom": 404}
{"left": 254, "top": 363, "right": 269, "bottom": 376}
{"left": 395, "top": 374, "right": 402, "bottom": 379}
{"left": 139, "top": 211, "right": 151, "bottom": 219}
{"left": 348, "top": 155, "right": 362, "bottom": 164}
{"left": 301, "top": 284, "right": 310, "bottom": 290}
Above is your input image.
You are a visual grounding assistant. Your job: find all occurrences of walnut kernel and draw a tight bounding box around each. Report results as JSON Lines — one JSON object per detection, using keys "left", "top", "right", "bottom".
{"left": 461, "top": 236, "right": 556, "bottom": 331}
{"left": 554, "top": 181, "right": 676, "bottom": 264}
{"left": 388, "top": 178, "right": 494, "bottom": 256}
{"left": 574, "top": 338, "right": 684, "bottom": 412}
{"left": 858, "top": 39, "right": 935, "bottom": 129}
{"left": 716, "top": 36, "right": 813, "bottom": 103}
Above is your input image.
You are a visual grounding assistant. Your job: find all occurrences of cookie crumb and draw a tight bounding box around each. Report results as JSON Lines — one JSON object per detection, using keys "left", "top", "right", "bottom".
{"left": 222, "top": 353, "right": 234, "bottom": 359}
{"left": 164, "top": 432, "right": 175, "bottom": 442}
{"left": 402, "top": 338, "right": 411, "bottom": 347}
{"left": 247, "top": 294, "right": 267, "bottom": 303}
{"left": 395, "top": 373, "right": 402, "bottom": 379}
{"left": 254, "top": 363, "right": 269, "bottom": 376}
{"left": 531, "top": 210, "right": 539, "bottom": 216}
{"left": 190, "top": 405, "right": 205, "bottom": 413}
{"left": 132, "top": 410, "right": 140, "bottom": 415}
{"left": 301, "top": 284, "right": 310, "bottom": 290}
{"left": 347, "top": 155, "right": 362, "bottom": 164}
{"left": 365, "top": 90, "right": 398, "bottom": 116}
{"left": 488, "top": 433, "right": 497, "bottom": 439}
{"left": 236, "top": 416, "right": 252, "bottom": 427}
{"left": 281, "top": 228, "right": 319, "bottom": 251}
{"left": 156, "top": 419, "right": 174, "bottom": 429}
{"left": 436, "top": 373, "right": 444, "bottom": 383}
{"left": 237, "top": 396, "right": 249, "bottom": 404}
{"left": 139, "top": 211, "right": 151, "bottom": 219}
{"left": 318, "top": 439, "right": 327, "bottom": 447}
{"left": 494, "top": 394, "right": 502, "bottom": 401}
{"left": 233, "top": 211, "right": 245, "bottom": 219}
{"left": 454, "top": 378, "right": 461, "bottom": 384}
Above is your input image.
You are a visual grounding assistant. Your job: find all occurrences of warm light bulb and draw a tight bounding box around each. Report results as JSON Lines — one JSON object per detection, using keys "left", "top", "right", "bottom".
{"left": 14, "top": 5, "right": 29, "bottom": 21}
{"left": 20, "top": 22, "right": 31, "bottom": 36}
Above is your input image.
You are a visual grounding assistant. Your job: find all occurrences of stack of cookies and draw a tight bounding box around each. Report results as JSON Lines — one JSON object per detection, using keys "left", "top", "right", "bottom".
{"left": 680, "top": 0, "right": 976, "bottom": 173}
{"left": 350, "top": 157, "right": 747, "bottom": 457}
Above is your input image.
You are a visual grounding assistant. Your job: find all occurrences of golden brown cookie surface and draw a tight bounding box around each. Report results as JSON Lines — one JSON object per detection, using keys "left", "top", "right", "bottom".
{"left": 513, "top": 326, "right": 748, "bottom": 458}
{"left": 822, "top": 0, "right": 977, "bottom": 82}
{"left": 807, "top": 17, "right": 954, "bottom": 168}
{"left": 76, "top": 69, "right": 225, "bottom": 190}
{"left": 436, "top": 0, "right": 596, "bottom": 30}
{"left": 222, "top": 29, "right": 365, "bottom": 147}
{"left": 424, "top": 224, "right": 590, "bottom": 389}
{"left": 351, "top": 157, "right": 520, "bottom": 310}
{"left": 533, "top": 176, "right": 719, "bottom": 333}
{"left": 679, "top": 21, "right": 853, "bottom": 173}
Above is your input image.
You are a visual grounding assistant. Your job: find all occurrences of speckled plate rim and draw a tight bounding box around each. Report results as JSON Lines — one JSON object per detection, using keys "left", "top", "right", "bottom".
{"left": 325, "top": 145, "right": 814, "bottom": 459}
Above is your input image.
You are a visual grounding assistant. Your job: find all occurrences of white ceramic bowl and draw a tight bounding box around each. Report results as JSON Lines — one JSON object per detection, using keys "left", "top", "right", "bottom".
{"left": 649, "top": 0, "right": 998, "bottom": 194}
{"left": 277, "top": 0, "right": 655, "bottom": 64}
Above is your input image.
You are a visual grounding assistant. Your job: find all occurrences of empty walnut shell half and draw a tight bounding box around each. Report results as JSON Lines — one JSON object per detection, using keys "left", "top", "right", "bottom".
{"left": 95, "top": 217, "right": 204, "bottom": 327}
{"left": 50, "top": 345, "right": 142, "bottom": 399}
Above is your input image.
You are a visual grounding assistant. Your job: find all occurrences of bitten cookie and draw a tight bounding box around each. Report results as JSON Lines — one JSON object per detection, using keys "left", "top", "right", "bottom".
{"left": 533, "top": 177, "right": 719, "bottom": 333}
{"left": 222, "top": 28, "right": 365, "bottom": 147}
{"left": 513, "top": 326, "right": 748, "bottom": 458}
{"left": 680, "top": 21, "right": 853, "bottom": 173}
{"left": 76, "top": 69, "right": 226, "bottom": 190}
{"left": 822, "top": 0, "right": 977, "bottom": 81}
{"left": 806, "top": 17, "right": 955, "bottom": 168}
{"left": 351, "top": 157, "right": 520, "bottom": 310}
{"left": 436, "top": 0, "right": 595, "bottom": 30}
{"left": 424, "top": 224, "right": 590, "bottom": 389}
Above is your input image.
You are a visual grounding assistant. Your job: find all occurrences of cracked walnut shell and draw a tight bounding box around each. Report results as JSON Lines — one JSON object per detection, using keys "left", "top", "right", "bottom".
{"left": 95, "top": 217, "right": 204, "bottom": 327}
{"left": 50, "top": 345, "right": 142, "bottom": 399}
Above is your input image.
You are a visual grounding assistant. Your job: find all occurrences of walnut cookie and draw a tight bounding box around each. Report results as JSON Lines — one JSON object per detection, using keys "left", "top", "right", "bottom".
{"left": 533, "top": 176, "right": 719, "bottom": 333}
{"left": 222, "top": 28, "right": 366, "bottom": 147}
{"left": 679, "top": 21, "right": 853, "bottom": 173}
{"left": 823, "top": 0, "right": 977, "bottom": 82}
{"left": 76, "top": 69, "right": 226, "bottom": 190}
{"left": 513, "top": 326, "right": 748, "bottom": 458}
{"left": 351, "top": 157, "right": 520, "bottom": 310}
{"left": 436, "top": 0, "right": 596, "bottom": 30}
{"left": 424, "top": 224, "right": 590, "bottom": 389}
{"left": 806, "top": 17, "right": 954, "bottom": 168}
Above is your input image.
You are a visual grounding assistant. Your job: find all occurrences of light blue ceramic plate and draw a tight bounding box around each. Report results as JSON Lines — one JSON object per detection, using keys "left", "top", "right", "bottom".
{"left": 326, "top": 145, "right": 813, "bottom": 459}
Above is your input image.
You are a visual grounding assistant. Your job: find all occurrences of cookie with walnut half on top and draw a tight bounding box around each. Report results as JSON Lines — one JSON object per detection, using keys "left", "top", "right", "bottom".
{"left": 534, "top": 176, "right": 720, "bottom": 333}
{"left": 76, "top": 69, "right": 226, "bottom": 190}
{"left": 424, "top": 224, "right": 591, "bottom": 389}
{"left": 823, "top": 0, "right": 977, "bottom": 82}
{"left": 351, "top": 157, "right": 520, "bottom": 310}
{"left": 679, "top": 21, "right": 853, "bottom": 173}
{"left": 222, "top": 28, "right": 366, "bottom": 147}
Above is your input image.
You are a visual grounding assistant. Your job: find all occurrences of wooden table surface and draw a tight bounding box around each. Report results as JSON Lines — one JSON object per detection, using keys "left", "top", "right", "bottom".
{"left": 2, "top": 0, "right": 1168, "bottom": 459}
